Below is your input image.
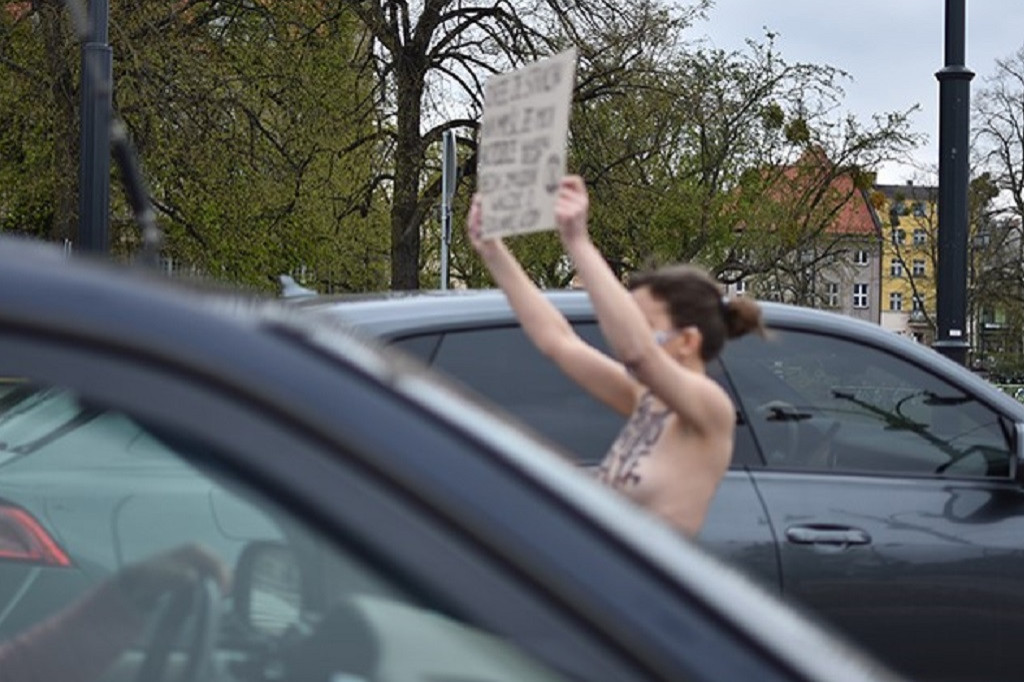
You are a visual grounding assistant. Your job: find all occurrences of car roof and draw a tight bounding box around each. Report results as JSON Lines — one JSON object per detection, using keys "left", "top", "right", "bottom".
{"left": 296, "top": 288, "right": 596, "bottom": 332}
{"left": 298, "top": 287, "right": 1024, "bottom": 419}
{"left": 0, "top": 237, "right": 900, "bottom": 682}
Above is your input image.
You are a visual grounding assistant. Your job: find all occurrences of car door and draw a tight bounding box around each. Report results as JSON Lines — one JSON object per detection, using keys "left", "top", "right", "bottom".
{"left": 392, "top": 323, "right": 781, "bottom": 592}
{"left": 0, "top": 304, "right": 833, "bottom": 682}
{"left": 721, "top": 327, "right": 1024, "bottom": 682}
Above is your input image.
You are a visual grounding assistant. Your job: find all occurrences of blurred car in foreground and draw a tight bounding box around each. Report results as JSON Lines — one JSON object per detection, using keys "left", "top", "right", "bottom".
{"left": 0, "top": 235, "right": 900, "bottom": 682}
{"left": 297, "top": 288, "right": 1024, "bottom": 682}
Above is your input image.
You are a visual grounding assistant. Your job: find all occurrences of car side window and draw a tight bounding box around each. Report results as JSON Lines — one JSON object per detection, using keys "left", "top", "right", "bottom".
{"left": 407, "top": 326, "right": 761, "bottom": 469}
{"left": 426, "top": 324, "right": 622, "bottom": 466}
{"left": 0, "top": 382, "right": 574, "bottom": 682}
{"left": 722, "top": 330, "right": 1014, "bottom": 477}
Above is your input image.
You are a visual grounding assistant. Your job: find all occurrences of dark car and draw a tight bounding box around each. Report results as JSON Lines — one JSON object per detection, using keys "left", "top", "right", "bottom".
{"left": 0, "top": 236, "right": 901, "bottom": 682}
{"left": 296, "top": 287, "right": 1024, "bottom": 682}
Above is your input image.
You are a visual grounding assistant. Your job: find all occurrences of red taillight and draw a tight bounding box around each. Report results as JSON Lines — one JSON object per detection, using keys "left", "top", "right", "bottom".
{"left": 0, "top": 505, "right": 71, "bottom": 567}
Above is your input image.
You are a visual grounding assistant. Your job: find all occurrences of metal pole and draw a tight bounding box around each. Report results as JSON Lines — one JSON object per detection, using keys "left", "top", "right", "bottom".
{"left": 77, "top": 0, "right": 112, "bottom": 254}
{"left": 439, "top": 130, "right": 457, "bottom": 289}
{"left": 933, "top": 0, "right": 974, "bottom": 365}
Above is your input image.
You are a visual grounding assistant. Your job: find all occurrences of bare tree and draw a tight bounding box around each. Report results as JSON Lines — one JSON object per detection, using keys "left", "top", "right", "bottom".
{"left": 349, "top": 0, "right": 710, "bottom": 289}
{"left": 972, "top": 44, "right": 1024, "bottom": 376}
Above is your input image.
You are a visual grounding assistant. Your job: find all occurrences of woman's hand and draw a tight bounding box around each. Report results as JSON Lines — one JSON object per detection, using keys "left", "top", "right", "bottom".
{"left": 117, "top": 544, "right": 231, "bottom": 610}
{"left": 467, "top": 194, "right": 505, "bottom": 261}
{"left": 554, "top": 175, "right": 590, "bottom": 247}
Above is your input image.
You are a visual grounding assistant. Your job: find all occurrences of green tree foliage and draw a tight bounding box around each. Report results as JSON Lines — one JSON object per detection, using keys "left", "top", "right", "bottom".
{"left": 551, "top": 30, "right": 920, "bottom": 298}
{"left": 1, "top": 0, "right": 928, "bottom": 296}
{"left": 112, "top": 0, "right": 388, "bottom": 291}
{"left": 1, "top": 1, "right": 387, "bottom": 291}
{"left": 0, "top": 1, "right": 79, "bottom": 242}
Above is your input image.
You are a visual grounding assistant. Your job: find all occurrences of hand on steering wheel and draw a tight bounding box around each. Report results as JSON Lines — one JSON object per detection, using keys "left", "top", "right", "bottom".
{"left": 117, "top": 545, "right": 230, "bottom": 682}
{"left": 117, "top": 544, "right": 230, "bottom": 610}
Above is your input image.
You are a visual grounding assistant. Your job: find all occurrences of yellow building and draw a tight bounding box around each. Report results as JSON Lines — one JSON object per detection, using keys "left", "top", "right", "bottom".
{"left": 872, "top": 182, "right": 938, "bottom": 345}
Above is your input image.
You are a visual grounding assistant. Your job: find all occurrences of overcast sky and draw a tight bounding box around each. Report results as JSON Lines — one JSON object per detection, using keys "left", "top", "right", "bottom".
{"left": 688, "top": 0, "right": 1023, "bottom": 184}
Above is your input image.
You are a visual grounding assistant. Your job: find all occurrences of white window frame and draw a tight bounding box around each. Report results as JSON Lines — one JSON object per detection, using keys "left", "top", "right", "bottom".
{"left": 854, "top": 250, "right": 869, "bottom": 265}
{"left": 889, "top": 292, "right": 903, "bottom": 311}
{"left": 890, "top": 258, "right": 903, "bottom": 277}
{"left": 825, "top": 282, "right": 839, "bottom": 308}
{"left": 853, "top": 283, "right": 869, "bottom": 309}
{"left": 912, "top": 259, "right": 926, "bottom": 277}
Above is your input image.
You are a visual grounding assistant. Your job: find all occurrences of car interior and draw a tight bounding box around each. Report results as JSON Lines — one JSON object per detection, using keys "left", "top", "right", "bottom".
{"left": 0, "top": 383, "right": 574, "bottom": 682}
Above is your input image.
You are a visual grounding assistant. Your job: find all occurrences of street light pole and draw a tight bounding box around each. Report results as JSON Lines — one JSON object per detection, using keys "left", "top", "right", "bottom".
{"left": 933, "top": 0, "right": 974, "bottom": 365}
{"left": 77, "top": 0, "right": 112, "bottom": 254}
{"left": 439, "top": 130, "right": 456, "bottom": 290}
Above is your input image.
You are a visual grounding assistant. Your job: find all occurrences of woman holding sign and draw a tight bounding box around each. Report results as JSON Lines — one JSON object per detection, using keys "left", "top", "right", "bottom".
{"left": 468, "top": 175, "right": 764, "bottom": 537}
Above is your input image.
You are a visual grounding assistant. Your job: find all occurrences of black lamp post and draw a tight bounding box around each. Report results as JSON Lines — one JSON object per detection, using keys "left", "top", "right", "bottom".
{"left": 77, "top": 0, "right": 112, "bottom": 254}
{"left": 932, "top": 0, "right": 974, "bottom": 365}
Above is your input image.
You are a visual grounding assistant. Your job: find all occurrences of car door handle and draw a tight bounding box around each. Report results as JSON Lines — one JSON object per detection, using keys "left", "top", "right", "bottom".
{"left": 786, "top": 526, "right": 871, "bottom": 546}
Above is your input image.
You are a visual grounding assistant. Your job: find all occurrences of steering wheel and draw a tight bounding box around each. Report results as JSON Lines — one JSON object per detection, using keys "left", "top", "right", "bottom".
{"left": 134, "top": 577, "right": 221, "bottom": 682}
{"left": 754, "top": 400, "right": 801, "bottom": 466}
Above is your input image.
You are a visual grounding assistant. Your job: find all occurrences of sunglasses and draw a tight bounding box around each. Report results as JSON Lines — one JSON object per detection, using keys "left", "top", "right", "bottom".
{"left": 654, "top": 329, "right": 680, "bottom": 346}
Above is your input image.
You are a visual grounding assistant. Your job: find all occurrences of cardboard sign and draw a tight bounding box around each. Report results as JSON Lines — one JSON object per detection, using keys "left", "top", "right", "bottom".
{"left": 477, "top": 48, "right": 577, "bottom": 238}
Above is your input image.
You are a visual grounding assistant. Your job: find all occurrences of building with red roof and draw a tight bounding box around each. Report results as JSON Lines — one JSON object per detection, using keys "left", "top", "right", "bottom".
{"left": 724, "top": 149, "right": 883, "bottom": 324}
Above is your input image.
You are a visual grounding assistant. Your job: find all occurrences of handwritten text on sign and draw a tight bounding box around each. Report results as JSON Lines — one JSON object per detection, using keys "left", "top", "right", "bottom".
{"left": 478, "top": 48, "right": 577, "bottom": 238}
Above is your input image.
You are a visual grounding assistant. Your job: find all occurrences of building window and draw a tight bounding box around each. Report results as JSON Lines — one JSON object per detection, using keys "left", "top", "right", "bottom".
{"left": 912, "top": 259, "right": 926, "bottom": 277}
{"left": 913, "top": 294, "right": 924, "bottom": 311}
{"left": 889, "top": 292, "right": 903, "bottom": 311}
{"left": 734, "top": 279, "right": 747, "bottom": 296}
{"left": 854, "top": 250, "right": 869, "bottom": 265}
{"left": 912, "top": 201, "right": 927, "bottom": 217}
{"left": 825, "top": 282, "right": 839, "bottom": 308}
{"left": 890, "top": 258, "right": 903, "bottom": 277}
{"left": 826, "top": 282, "right": 840, "bottom": 308}
{"left": 913, "top": 229, "right": 927, "bottom": 245}
{"left": 853, "top": 283, "right": 869, "bottom": 309}
{"left": 892, "top": 229, "right": 906, "bottom": 245}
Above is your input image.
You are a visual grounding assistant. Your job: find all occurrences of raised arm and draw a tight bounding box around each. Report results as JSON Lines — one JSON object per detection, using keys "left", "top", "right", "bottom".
{"left": 468, "top": 195, "right": 639, "bottom": 416}
{"left": 552, "top": 177, "right": 734, "bottom": 436}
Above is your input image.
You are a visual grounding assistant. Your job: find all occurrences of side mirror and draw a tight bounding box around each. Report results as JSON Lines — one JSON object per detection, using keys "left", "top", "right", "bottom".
{"left": 234, "top": 541, "right": 303, "bottom": 636}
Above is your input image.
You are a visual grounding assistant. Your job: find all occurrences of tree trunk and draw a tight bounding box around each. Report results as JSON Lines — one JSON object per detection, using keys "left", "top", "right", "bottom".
{"left": 40, "top": 2, "right": 79, "bottom": 244}
{"left": 389, "top": 65, "right": 425, "bottom": 289}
